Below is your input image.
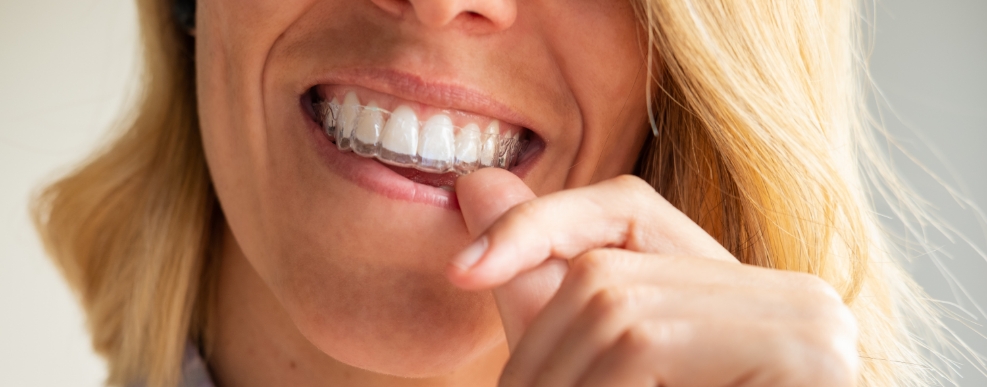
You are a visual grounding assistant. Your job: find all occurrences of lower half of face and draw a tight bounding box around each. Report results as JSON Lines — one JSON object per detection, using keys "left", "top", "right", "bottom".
{"left": 196, "top": 0, "right": 649, "bottom": 376}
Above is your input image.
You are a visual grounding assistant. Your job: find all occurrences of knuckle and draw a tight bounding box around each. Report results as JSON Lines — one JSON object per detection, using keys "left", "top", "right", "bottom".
{"left": 827, "top": 341, "right": 861, "bottom": 387}
{"left": 504, "top": 200, "right": 543, "bottom": 225}
{"left": 801, "top": 273, "right": 843, "bottom": 301}
{"left": 586, "top": 287, "right": 633, "bottom": 319}
{"left": 617, "top": 321, "right": 684, "bottom": 356}
{"left": 785, "top": 273, "right": 858, "bottom": 333}
{"left": 569, "top": 250, "right": 616, "bottom": 288}
{"left": 493, "top": 200, "right": 552, "bottom": 241}
{"left": 771, "top": 320, "right": 860, "bottom": 387}
{"left": 800, "top": 323, "right": 861, "bottom": 387}
{"left": 609, "top": 174, "right": 654, "bottom": 194}
{"left": 608, "top": 175, "right": 658, "bottom": 203}
{"left": 787, "top": 272, "right": 846, "bottom": 308}
{"left": 607, "top": 175, "right": 667, "bottom": 220}
{"left": 829, "top": 304, "right": 859, "bottom": 338}
{"left": 617, "top": 324, "right": 667, "bottom": 355}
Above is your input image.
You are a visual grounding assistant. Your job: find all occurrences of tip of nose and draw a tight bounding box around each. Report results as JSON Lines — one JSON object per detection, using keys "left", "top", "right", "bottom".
{"left": 415, "top": 5, "right": 460, "bottom": 28}
{"left": 372, "top": 0, "right": 516, "bottom": 33}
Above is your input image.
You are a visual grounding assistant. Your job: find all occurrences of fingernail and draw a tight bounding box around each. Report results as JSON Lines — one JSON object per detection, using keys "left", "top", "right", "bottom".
{"left": 452, "top": 236, "right": 488, "bottom": 270}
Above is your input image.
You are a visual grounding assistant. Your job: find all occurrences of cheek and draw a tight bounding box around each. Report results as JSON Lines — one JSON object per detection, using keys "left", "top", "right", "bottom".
{"left": 195, "top": 0, "right": 319, "bottom": 277}
{"left": 537, "top": 0, "right": 650, "bottom": 186}
{"left": 194, "top": 0, "right": 507, "bottom": 375}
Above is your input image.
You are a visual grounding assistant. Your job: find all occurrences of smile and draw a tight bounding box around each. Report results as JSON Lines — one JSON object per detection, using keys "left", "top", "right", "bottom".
{"left": 310, "top": 86, "right": 534, "bottom": 174}
{"left": 302, "top": 82, "right": 542, "bottom": 195}
{"left": 298, "top": 73, "right": 547, "bottom": 208}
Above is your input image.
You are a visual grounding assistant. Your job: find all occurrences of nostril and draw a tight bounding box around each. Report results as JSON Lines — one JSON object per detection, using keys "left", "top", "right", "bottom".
{"left": 404, "top": 0, "right": 516, "bottom": 32}
{"left": 461, "top": 11, "right": 490, "bottom": 25}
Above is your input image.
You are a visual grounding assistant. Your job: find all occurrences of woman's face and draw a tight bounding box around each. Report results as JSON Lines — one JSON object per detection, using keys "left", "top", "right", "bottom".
{"left": 197, "top": 0, "right": 649, "bottom": 376}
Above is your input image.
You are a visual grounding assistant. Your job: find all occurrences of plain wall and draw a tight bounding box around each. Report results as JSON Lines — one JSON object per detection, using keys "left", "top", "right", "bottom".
{"left": 1, "top": 0, "right": 137, "bottom": 386}
{"left": 1, "top": 0, "right": 984, "bottom": 386}
{"left": 869, "top": 0, "right": 987, "bottom": 385}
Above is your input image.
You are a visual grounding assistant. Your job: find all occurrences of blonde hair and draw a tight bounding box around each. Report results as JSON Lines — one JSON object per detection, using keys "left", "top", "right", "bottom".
{"left": 32, "top": 0, "right": 948, "bottom": 385}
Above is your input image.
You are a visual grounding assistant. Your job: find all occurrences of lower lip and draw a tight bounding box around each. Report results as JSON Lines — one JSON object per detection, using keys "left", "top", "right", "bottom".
{"left": 303, "top": 107, "right": 461, "bottom": 210}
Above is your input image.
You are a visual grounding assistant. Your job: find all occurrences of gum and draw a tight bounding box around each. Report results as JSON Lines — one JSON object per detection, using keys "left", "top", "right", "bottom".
{"left": 317, "top": 101, "right": 526, "bottom": 175}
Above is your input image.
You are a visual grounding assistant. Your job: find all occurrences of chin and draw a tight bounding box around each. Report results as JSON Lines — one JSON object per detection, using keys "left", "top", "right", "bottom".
{"left": 286, "top": 264, "right": 506, "bottom": 377}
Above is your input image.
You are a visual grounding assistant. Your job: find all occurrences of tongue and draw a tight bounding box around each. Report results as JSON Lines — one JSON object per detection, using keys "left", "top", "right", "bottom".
{"left": 383, "top": 163, "right": 459, "bottom": 188}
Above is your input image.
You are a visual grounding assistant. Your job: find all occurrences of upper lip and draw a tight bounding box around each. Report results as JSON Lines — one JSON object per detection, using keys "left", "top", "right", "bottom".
{"left": 304, "top": 67, "right": 535, "bottom": 133}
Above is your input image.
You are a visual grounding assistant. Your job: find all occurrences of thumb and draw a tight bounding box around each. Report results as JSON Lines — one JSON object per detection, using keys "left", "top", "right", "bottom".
{"left": 452, "top": 168, "right": 568, "bottom": 351}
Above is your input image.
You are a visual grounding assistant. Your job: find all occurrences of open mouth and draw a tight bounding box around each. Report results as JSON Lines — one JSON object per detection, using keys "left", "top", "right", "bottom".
{"left": 302, "top": 85, "right": 543, "bottom": 189}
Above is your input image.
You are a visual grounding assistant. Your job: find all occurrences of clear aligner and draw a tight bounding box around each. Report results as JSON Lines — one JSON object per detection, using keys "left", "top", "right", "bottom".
{"left": 317, "top": 99, "right": 526, "bottom": 175}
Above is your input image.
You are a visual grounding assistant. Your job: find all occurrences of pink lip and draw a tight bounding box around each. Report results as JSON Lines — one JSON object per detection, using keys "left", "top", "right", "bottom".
{"left": 304, "top": 67, "right": 536, "bottom": 134}
{"left": 300, "top": 67, "right": 542, "bottom": 210}
{"left": 304, "top": 112, "right": 461, "bottom": 210}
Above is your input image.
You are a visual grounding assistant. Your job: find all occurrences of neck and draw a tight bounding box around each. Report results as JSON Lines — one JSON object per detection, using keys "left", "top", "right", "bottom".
{"left": 207, "top": 227, "right": 507, "bottom": 387}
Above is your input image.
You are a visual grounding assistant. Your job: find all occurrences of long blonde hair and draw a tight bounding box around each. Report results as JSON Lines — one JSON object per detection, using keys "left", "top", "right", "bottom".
{"left": 33, "top": 0, "right": 946, "bottom": 385}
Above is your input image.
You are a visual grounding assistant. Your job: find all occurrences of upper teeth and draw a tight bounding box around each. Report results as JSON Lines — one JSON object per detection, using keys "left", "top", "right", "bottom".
{"left": 353, "top": 101, "right": 385, "bottom": 156}
{"left": 320, "top": 91, "right": 525, "bottom": 174}
{"left": 418, "top": 114, "right": 455, "bottom": 171}
{"left": 380, "top": 105, "right": 419, "bottom": 164}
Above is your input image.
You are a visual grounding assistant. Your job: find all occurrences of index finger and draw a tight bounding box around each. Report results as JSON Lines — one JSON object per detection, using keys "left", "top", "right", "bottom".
{"left": 450, "top": 174, "right": 737, "bottom": 290}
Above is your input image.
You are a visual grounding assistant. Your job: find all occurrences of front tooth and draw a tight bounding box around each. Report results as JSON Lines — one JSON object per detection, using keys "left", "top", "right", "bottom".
{"left": 352, "top": 101, "right": 384, "bottom": 156}
{"left": 454, "top": 123, "right": 480, "bottom": 174}
{"left": 379, "top": 105, "right": 419, "bottom": 164}
{"left": 479, "top": 120, "right": 500, "bottom": 167}
{"left": 337, "top": 92, "right": 360, "bottom": 149}
{"left": 418, "top": 114, "right": 455, "bottom": 172}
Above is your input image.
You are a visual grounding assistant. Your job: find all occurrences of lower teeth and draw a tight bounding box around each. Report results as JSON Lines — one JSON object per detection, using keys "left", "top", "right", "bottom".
{"left": 316, "top": 100, "right": 526, "bottom": 175}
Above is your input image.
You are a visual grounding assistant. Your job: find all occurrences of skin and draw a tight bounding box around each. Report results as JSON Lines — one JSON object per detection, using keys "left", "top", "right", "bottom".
{"left": 195, "top": 0, "right": 859, "bottom": 386}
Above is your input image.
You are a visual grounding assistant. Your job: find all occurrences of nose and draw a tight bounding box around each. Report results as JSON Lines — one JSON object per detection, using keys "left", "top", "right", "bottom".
{"left": 370, "top": 0, "right": 517, "bottom": 32}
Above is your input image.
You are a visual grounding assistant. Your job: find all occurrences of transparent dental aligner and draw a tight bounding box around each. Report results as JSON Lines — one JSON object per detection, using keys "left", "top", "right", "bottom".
{"left": 317, "top": 100, "right": 526, "bottom": 175}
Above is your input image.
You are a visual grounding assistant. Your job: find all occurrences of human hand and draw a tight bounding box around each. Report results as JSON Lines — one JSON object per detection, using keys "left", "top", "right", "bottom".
{"left": 449, "top": 169, "right": 859, "bottom": 387}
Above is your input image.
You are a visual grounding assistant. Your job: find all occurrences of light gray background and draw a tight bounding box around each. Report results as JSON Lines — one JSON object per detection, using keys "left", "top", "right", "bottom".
{"left": 868, "top": 1, "right": 987, "bottom": 386}
{"left": 0, "top": 0, "right": 984, "bottom": 386}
